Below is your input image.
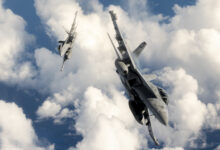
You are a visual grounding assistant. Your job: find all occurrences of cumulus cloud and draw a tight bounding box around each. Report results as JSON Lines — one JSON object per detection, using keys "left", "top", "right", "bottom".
{"left": 205, "top": 99, "right": 220, "bottom": 129}
{"left": 138, "top": 0, "right": 220, "bottom": 105}
{"left": 0, "top": 100, "right": 54, "bottom": 150}
{"left": 69, "top": 87, "right": 147, "bottom": 150}
{"left": 0, "top": 0, "right": 36, "bottom": 84}
{"left": 154, "top": 68, "right": 207, "bottom": 146}
{"left": 36, "top": 98, "right": 74, "bottom": 124}
{"left": 215, "top": 145, "right": 220, "bottom": 150}
{"left": 171, "top": 0, "right": 220, "bottom": 31}
{"left": 37, "top": 100, "right": 62, "bottom": 119}
{"left": 8, "top": 0, "right": 219, "bottom": 149}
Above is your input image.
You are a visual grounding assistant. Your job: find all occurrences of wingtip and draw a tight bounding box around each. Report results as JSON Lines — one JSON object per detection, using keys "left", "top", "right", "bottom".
{"left": 109, "top": 10, "right": 117, "bottom": 20}
{"left": 60, "top": 61, "right": 65, "bottom": 71}
{"left": 60, "top": 66, "right": 64, "bottom": 72}
{"left": 155, "top": 140, "right": 160, "bottom": 146}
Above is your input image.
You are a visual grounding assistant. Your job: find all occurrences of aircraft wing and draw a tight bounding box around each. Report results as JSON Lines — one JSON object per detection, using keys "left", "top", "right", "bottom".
{"left": 69, "top": 11, "right": 78, "bottom": 34}
{"left": 109, "top": 11, "right": 137, "bottom": 69}
{"left": 109, "top": 10, "right": 155, "bottom": 96}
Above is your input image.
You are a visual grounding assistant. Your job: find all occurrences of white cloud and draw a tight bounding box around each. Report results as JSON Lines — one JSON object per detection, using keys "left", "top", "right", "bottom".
{"left": 171, "top": 0, "right": 220, "bottom": 31}
{"left": 71, "top": 87, "right": 147, "bottom": 150}
{"left": 205, "top": 97, "right": 220, "bottom": 129}
{"left": 143, "top": 68, "right": 206, "bottom": 147}
{"left": 28, "top": 0, "right": 220, "bottom": 149}
{"left": 0, "top": 0, "right": 36, "bottom": 84}
{"left": 37, "top": 100, "right": 62, "bottom": 119}
{"left": 215, "top": 145, "right": 220, "bottom": 150}
{"left": 0, "top": 100, "right": 54, "bottom": 150}
{"left": 138, "top": 1, "right": 220, "bottom": 105}
{"left": 34, "top": 0, "right": 82, "bottom": 39}
{"left": 36, "top": 99, "right": 75, "bottom": 124}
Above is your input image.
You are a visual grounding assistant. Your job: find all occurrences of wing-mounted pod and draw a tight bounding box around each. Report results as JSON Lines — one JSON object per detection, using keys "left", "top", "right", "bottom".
{"left": 115, "top": 59, "right": 128, "bottom": 75}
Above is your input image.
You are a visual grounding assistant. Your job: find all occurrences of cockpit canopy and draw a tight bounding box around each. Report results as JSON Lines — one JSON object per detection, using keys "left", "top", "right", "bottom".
{"left": 67, "top": 34, "right": 75, "bottom": 43}
{"left": 58, "top": 41, "right": 65, "bottom": 50}
{"left": 158, "top": 87, "right": 168, "bottom": 105}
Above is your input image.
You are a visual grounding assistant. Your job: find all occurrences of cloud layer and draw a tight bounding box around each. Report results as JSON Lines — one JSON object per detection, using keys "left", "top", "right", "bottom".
{"left": 0, "top": 0, "right": 220, "bottom": 149}
{"left": 33, "top": 0, "right": 220, "bottom": 149}
{"left": 0, "top": 100, "right": 54, "bottom": 150}
{"left": 0, "top": 0, "right": 36, "bottom": 84}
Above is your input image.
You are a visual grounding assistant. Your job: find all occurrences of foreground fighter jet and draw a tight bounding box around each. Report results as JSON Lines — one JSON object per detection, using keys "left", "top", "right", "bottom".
{"left": 58, "top": 11, "right": 78, "bottom": 71}
{"left": 108, "top": 11, "right": 168, "bottom": 145}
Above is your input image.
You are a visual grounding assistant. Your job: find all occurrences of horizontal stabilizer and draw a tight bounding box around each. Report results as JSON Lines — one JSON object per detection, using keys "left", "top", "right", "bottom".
{"left": 133, "top": 41, "right": 147, "bottom": 57}
{"left": 144, "top": 74, "right": 157, "bottom": 81}
{"left": 58, "top": 41, "right": 65, "bottom": 43}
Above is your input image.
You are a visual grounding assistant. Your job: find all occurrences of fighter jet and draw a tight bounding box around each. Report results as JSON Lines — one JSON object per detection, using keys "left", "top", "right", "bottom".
{"left": 58, "top": 11, "right": 78, "bottom": 71}
{"left": 108, "top": 10, "right": 169, "bottom": 146}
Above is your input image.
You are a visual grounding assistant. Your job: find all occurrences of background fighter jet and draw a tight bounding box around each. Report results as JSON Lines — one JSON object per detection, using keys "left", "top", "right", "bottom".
{"left": 58, "top": 11, "right": 78, "bottom": 71}
{"left": 108, "top": 11, "right": 169, "bottom": 146}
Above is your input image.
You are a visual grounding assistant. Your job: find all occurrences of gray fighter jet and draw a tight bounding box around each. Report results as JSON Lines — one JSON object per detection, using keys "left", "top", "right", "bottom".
{"left": 108, "top": 11, "right": 168, "bottom": 146}
{"left": 58, "top": 11, "right": 78, "bottom": 71}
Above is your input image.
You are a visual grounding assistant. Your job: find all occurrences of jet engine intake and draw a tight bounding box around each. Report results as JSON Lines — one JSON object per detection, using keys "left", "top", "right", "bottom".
{"left": 128, "top": 100, "right": 146, "bottom": 124}
{"left": 115, "top": 60, "right": 128, "bottom": 75}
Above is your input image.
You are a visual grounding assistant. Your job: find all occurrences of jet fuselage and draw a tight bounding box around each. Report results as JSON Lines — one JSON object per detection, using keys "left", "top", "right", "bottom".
{"left": 115, "top": 59, "right": 168, "bottom": 126}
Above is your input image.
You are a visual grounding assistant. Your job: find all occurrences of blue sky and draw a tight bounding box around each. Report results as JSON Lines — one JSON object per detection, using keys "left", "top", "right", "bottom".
{"left": 3, "top": 0, "right": 196, "bottom": 50}
{"left": 0, "top": 0, "right": 220, "bottom": 150}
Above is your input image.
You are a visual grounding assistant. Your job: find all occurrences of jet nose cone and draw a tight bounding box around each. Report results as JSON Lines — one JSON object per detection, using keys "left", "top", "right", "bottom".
{"left": 147, "top": 98, "right": 168, "bottom": 126}
{"left": 159, "top": 110, "right": 168, "bottom": 126}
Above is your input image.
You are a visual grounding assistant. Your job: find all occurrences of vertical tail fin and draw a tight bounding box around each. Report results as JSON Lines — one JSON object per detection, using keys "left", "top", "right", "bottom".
{"left": 133, "top": 41, "right": 147, "bottom": 57}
